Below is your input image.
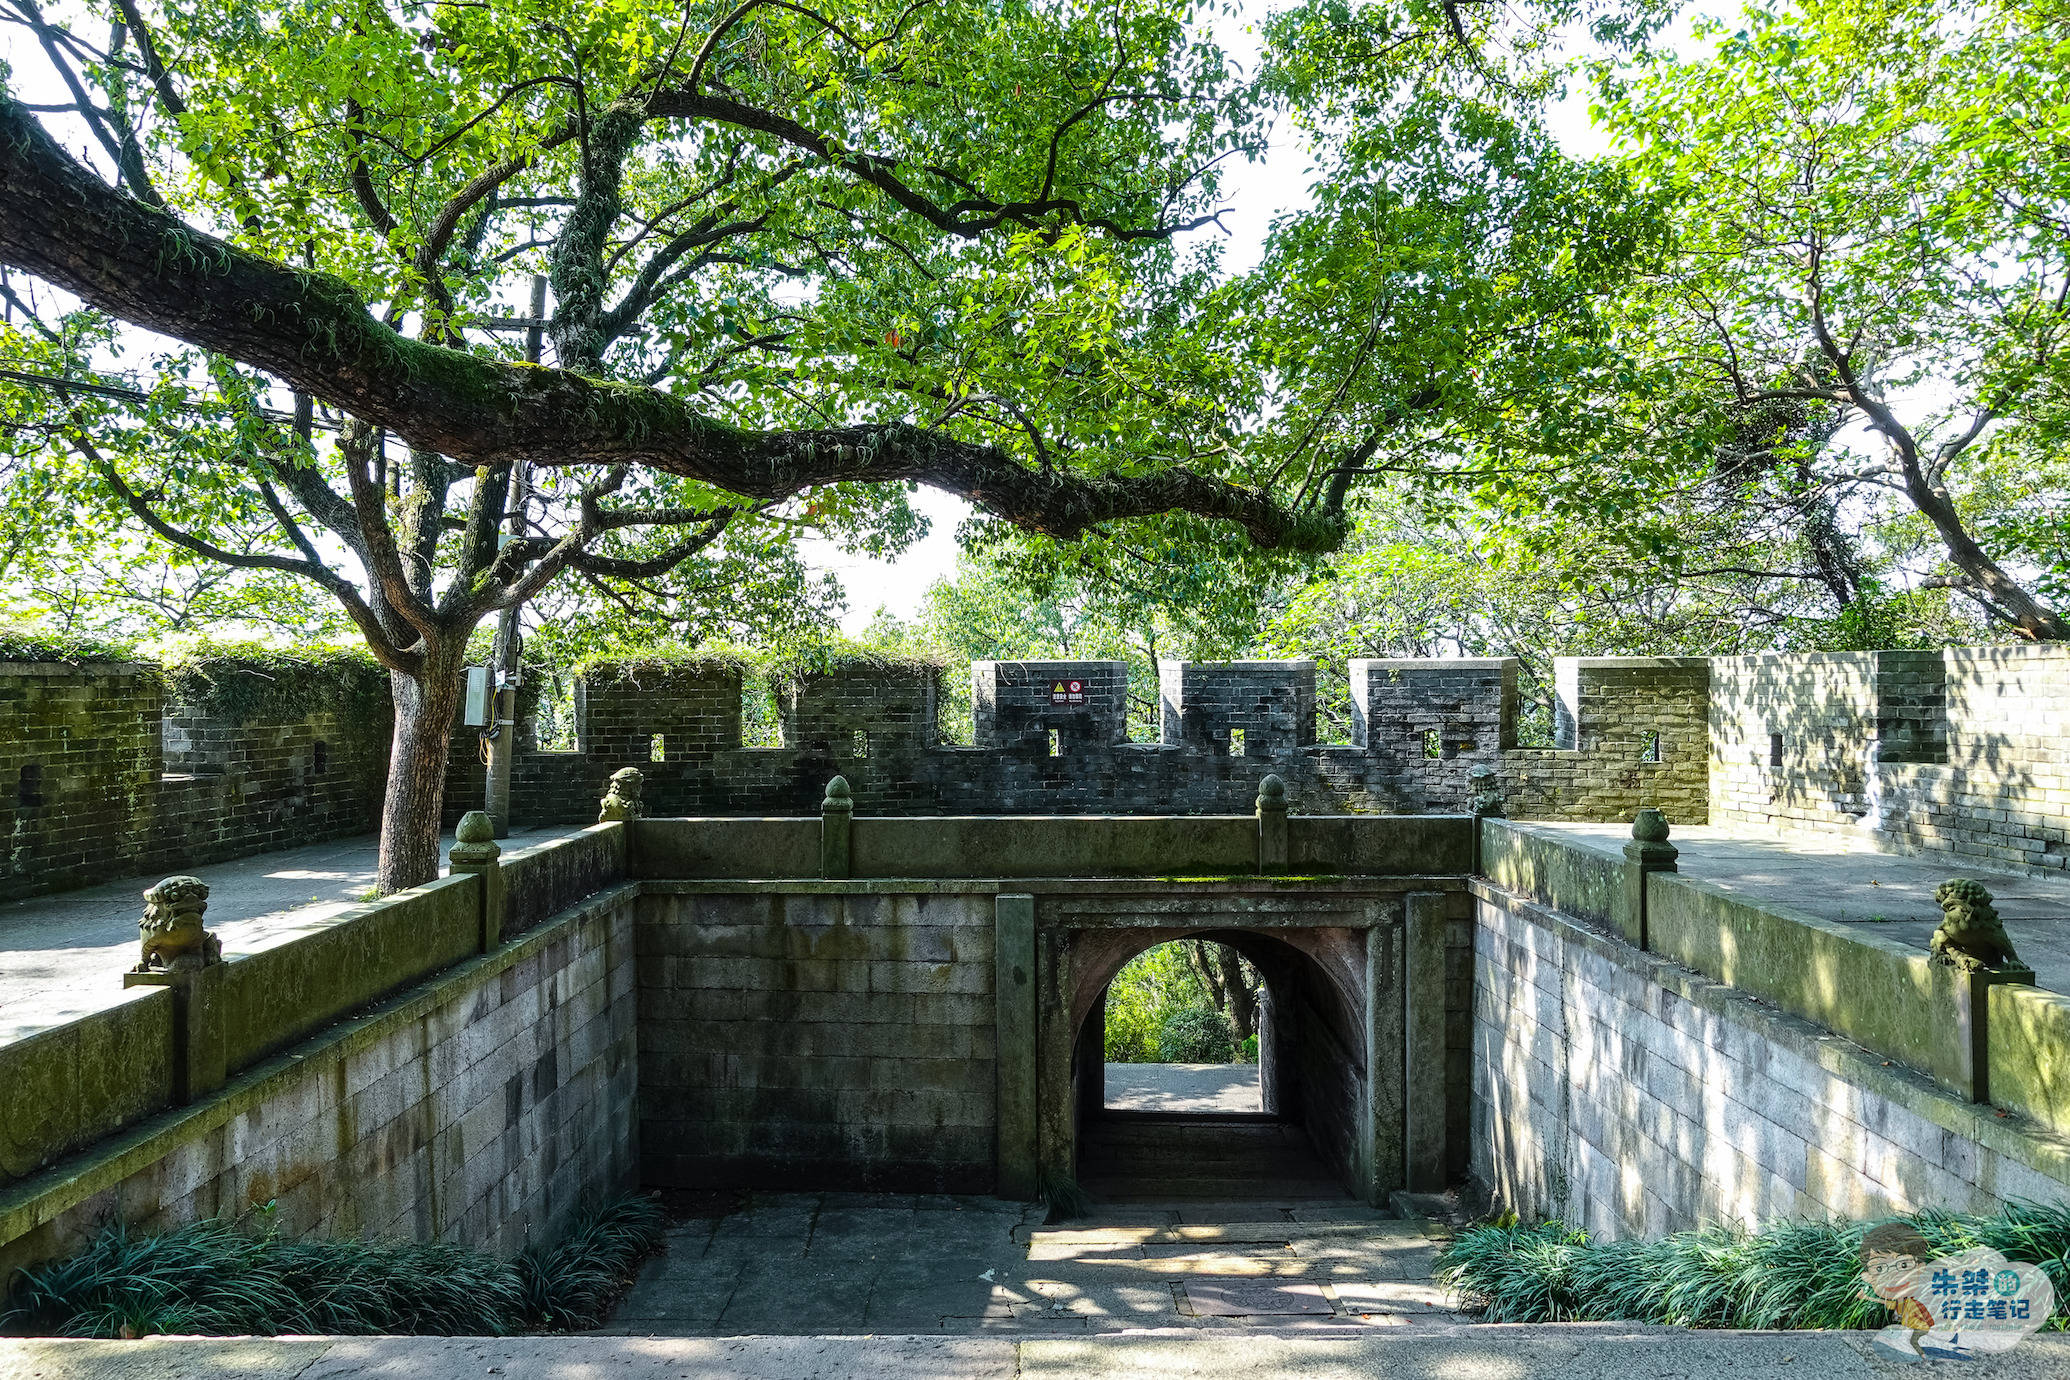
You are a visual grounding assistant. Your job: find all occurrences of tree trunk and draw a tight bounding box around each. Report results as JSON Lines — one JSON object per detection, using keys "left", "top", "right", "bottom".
{"left": 1913, "top": 490, "right": 2070, "bottom": 641}
{"left": 377, "top": 648, "right": 466, "bottom": 893}
{"left": 1216, "top": 947, "right": 1257, "bottom": 1041}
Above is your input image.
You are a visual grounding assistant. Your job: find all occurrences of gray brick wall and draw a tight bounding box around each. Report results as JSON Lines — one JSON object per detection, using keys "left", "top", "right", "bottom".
{"left": 1471, "top": 885, "right": 2068, "bottom": 1240}
{"left": 637, "top": 889, "right": 997, "bottom": 1192}
{"left": 2, "top": 659, "right": 389, "bottom": 901}
{"left": 1349, "top": 658, "right": 1514, "bottom": 813}
{"left": 1159, "top": 660, "right": 1317, "bottom": 755}
{"left": 1505, "top": 658, "right": 1711, "bottom": 826}
{"left": 1711, "top": 646, "right": 2070, "bottom": 875}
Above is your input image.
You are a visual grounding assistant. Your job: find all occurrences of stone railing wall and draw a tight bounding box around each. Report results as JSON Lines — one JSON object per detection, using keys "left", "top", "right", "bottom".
{"left": 1474, "top": 820, "right": 2070, "bottom": 1240}
{"left": 0, "top": 824, "right": 636, "bottom": 1280}
{"left": 1473, "top": 880, "right": 2070, "bottom": 1240}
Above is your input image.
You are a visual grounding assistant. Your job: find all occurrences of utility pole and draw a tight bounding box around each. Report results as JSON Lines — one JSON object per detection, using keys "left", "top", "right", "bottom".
{"left": 483, "top": 274, "right": 546, "bottom": 838}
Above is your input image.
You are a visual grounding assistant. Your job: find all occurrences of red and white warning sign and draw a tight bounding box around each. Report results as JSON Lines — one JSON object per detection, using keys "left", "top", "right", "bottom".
{"left": 1050, "top": 679, "right": 1087, "bottom": 706}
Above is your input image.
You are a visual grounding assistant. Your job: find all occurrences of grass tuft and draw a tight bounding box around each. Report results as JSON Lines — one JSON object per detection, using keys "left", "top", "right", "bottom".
{"left": 1, "top": 1194, "right": 663, "bottom": 1338}
{"left": 516, "top": 1195, "right": 666, "bottom": 1331}
{"left": 1436, "top": 1202, "right": 2070, "bottom": 1330}
{"left": 1038, "top": 1168, "right": 1092, "bottom": 1223}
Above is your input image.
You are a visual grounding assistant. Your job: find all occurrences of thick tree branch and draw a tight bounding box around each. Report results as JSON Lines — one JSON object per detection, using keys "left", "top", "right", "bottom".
{"left": 0, "top": 90, "right": 1342, "bottom": 551}
{"left": 69, "top": 430, "right": 411, "bottom": 670}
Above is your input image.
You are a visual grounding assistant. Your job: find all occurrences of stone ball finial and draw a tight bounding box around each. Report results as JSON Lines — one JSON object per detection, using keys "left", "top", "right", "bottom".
{"left": 134, "top": 874, "right": 220, "bottom": 974}
{"left": 1632, "top": 808, "right": 1671, "bottom": 844}
{"left": 598, "top": 766, "right": 646, "bottom": 823}
{"left": 823, "top": 774, "right": 854, "bottom": 815}
{"left": 450, "top": 810, "right": 502, "bottom": 868}
{"left": 1257, "top": 774, "right": 1287, "bottom": 806}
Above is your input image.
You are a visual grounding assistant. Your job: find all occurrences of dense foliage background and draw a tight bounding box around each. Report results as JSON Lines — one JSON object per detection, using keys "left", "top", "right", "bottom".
{"left": 2, "top": 0, "right": 2064, "bottom": 886}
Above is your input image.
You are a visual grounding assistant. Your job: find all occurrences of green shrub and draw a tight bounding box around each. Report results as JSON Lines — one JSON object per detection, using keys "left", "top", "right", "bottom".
{"left": 1436, "top": 1202, "right": 2070, "bottom": 1330}
{"left": 1104, "top": 943, "right": 1217, "bottom": 1063}
{"left": 0, "top": 626, "right": 138, "bottom": 664}
{"left": 162, "top": 641, "right": 388, "bottom": 725}
{"left": 517, "top": 1194, "right": 666, "bottom": 1331}
{"left": 1240, "top": 1034, "right": 1259, "bottom": 1064}
{"left": 1154, "top": 1005, "right": 1235, "bottom": 1062}
{"left": 0, "top": 1194, "right": 665, "bottom": 1338}
{"left": 0, "top": 1218, "right": 520, "bottom": 1338}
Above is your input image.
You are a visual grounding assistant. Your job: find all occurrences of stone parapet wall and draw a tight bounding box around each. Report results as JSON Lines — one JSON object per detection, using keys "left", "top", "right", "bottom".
{"left": 1711, "top": 645, "right": 2070, "bottom": 874}
{"left": 1, "top": 660, "right": 162, "bottom": 893}
{"left": 1471, "top": 881, "right": 2070, "bottom": 1241}
{"left": 1506, "top": 658, "right": 1711, "bottom": 825}
{"left": 0, "top": 887, "right": 639, "bottom": 1279}
{"left": 18, "top": 639, "right": 2069, "bottom": 901}
{"left": 2, "top": 656, "right": 389, "bottom": 901}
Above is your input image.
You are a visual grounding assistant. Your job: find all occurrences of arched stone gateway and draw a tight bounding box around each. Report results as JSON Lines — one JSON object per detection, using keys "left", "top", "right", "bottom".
{"left": 996, "top": 883, "right": 1460, "bottom": 1207}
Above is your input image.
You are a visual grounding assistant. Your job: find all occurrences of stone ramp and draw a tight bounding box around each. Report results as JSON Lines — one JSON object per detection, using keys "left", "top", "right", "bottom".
{"left": 1078, "top": 1114, "right": 1348, "bottom": 1201}
{"left": 10, "top": 1330, "right": 2070, "bottom": 1378}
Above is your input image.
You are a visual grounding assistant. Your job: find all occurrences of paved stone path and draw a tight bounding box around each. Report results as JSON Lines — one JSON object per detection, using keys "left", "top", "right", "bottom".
{"left": 1104, "top": 1063, "right": 1262, "bottom": 1113}
{"left": 1523, "top": 822, "right": 2070, "bottom": 993}
{"left": 0, "top": 826, "right": 564, "bottom": 1047}
{"left": 9, "top": 1193, "right": 2070, "bottom": 1374}
{"left": 609, "top": 1192, "right": 1449, "bottom": 1336}
{"left": 6, "top": 1329, "right": 2070, "bottom": 1377}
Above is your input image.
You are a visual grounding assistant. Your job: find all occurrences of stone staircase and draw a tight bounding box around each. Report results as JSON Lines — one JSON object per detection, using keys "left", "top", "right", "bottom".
{"left": 1076, "top": 1113, "right": 1349, "bottom": 1202}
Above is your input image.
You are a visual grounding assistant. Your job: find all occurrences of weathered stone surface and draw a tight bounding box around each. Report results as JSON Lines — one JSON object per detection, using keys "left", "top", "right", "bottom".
{"left": 1471, "top": 874, "right": 2070, "bottom": 1241}
{"left": 0, "top": 887, "right": 639, "bottom": 1280}
{"left": 1711, "top": 645, "right": 2070, "bottom": 878}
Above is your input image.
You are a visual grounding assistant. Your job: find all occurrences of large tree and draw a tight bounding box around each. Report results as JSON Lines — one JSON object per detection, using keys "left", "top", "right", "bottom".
{"left": 0, "top": 0, "right": 1656, "bottom": 890}
{"left": 0, "top": 0, "right": 1340, "bottom": 891}
{"left": 1597, "top": 0, "right": 2070, "bottom": 639}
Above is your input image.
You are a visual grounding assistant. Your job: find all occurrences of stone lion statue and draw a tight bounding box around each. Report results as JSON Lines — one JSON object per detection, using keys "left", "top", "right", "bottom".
{"left": 598, "top": 766, "right": 645, "bottom": 823}
{"left": 1930, "top": 878, "right": 2021, "bottom": 972}
{"left": 135, "top": 875, "right": 221, "bottom": 972}
{"left": 1467, "top": 763, "right": 1506, "bottom": 819}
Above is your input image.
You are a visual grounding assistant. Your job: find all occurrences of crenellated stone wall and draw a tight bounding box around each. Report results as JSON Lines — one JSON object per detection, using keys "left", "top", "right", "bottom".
{"left": 442, "top": 654, "right": 1713, "bottom": 828}
{"left": 1711, "top": 644, "right": 2070, "bottom": 875}
{"left": 16, "top": 640, "right": 2070, "bottom": 902}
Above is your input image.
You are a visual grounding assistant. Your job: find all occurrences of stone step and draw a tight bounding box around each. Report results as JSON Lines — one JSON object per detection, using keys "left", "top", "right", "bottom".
{"left": 15, "top": 1329, "right": 2038, "bottom": 1379}
{"left": 1078, "top": 1114, "right": 1349, "bottom": 1202}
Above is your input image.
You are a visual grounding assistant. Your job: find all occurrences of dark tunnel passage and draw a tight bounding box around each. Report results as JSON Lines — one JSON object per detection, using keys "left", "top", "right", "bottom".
{"left": 1067, "top": 928, "right": 1371, "bottom": 1202}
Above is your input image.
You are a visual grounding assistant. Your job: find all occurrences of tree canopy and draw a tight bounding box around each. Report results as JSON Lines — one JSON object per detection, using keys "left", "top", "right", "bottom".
{"left": 3, "top": 0, "right": 2064, "bottom": 890}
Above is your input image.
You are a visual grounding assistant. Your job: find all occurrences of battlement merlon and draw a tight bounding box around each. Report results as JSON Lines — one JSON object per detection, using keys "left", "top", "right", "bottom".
{"left": 972, "top": 661, "right": 1130, "bottom": 750}
{"left": 785, "top": 662, "right": 942, "bottom": 754}
{"left": 1157, "top": 661, "right": 1317, "bottom": 754}
{"left": 1550, "top": 656, "right": 1711, "bottom": 754}
{"left": 1348, "top": 658, "right": 1519, "bottom": 757}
